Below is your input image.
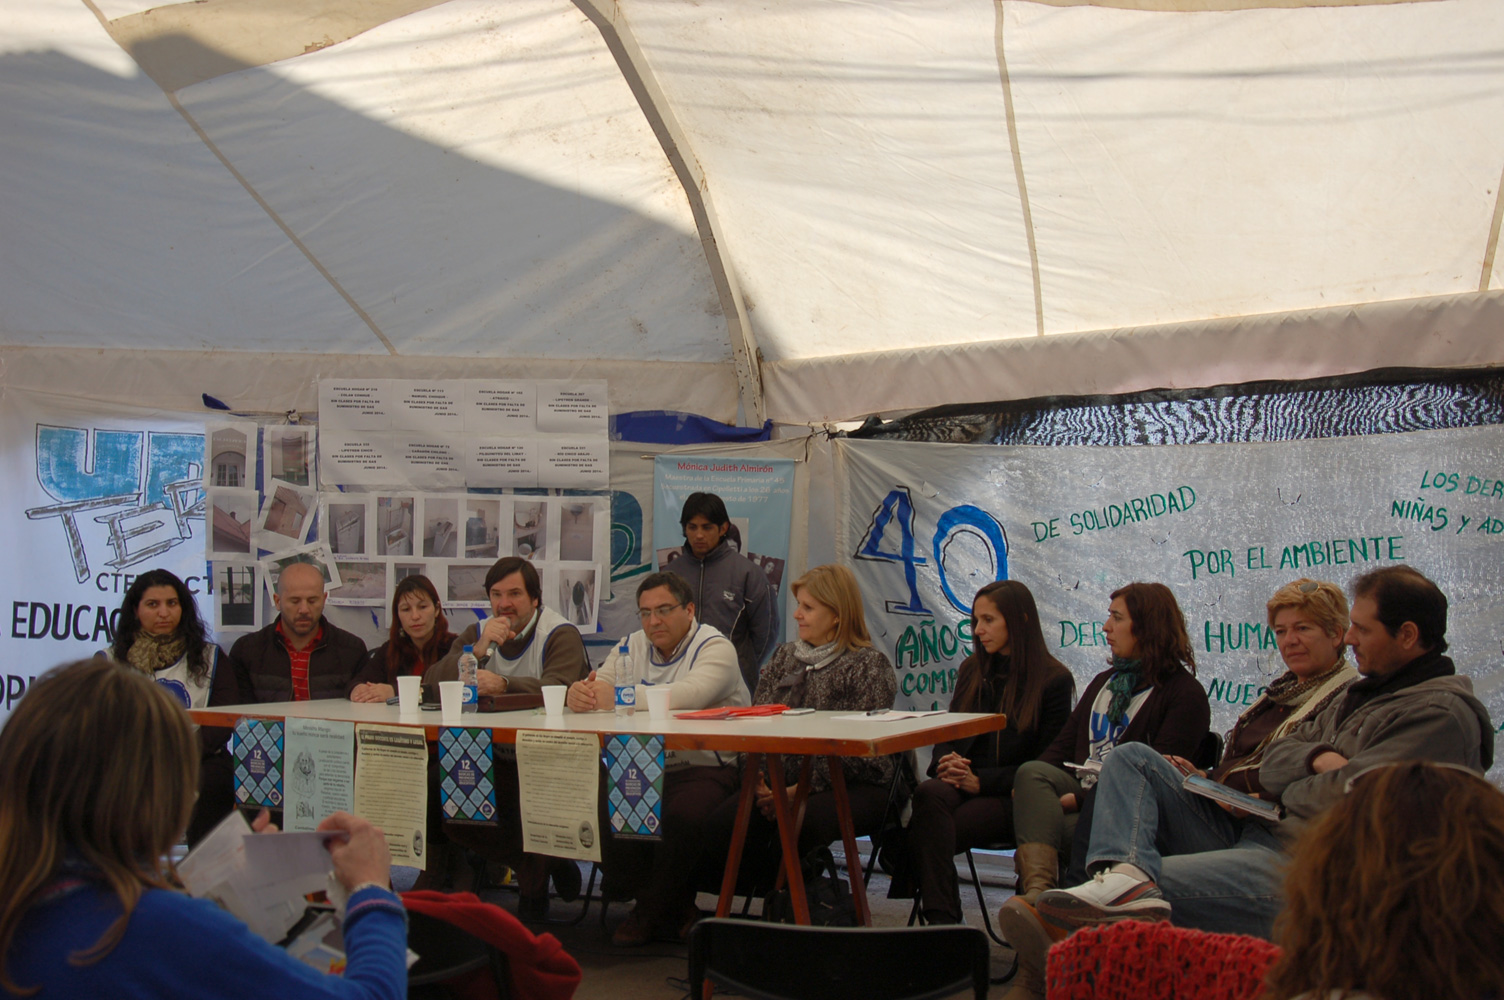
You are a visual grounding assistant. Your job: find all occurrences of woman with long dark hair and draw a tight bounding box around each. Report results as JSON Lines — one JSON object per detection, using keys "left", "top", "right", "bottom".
{"left": 348, "top": 574, "right": 458, "bottom": 702}
{"left": 996, "top": 582, "right": 1209, "bottom": 1000}
{"left": 107, "top": 568, "right": 238, "bottom": 844}
{"left": 903, "top": 580, "right": 1075, "bottom": 925}
{"left": 0, "top": 659, "right": 405, "bottom": 999}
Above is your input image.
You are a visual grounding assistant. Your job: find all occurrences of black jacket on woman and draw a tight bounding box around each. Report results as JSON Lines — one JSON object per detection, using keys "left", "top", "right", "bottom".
{"left": 928, "top": 653, "right": 1076, "bottom": 797}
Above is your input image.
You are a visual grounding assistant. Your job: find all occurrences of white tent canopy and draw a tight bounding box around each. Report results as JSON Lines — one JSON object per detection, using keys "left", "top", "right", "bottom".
{"left": 6, "top": 0, "right": 1504, "bottom": 425}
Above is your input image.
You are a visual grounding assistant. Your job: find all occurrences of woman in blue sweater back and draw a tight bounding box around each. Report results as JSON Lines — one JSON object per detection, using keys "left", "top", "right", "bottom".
{"left": 0, "top": 658, "right": 408, "bottom": 1000}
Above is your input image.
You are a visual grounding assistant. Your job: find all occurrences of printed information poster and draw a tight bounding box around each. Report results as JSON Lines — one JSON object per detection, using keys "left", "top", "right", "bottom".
{"left": 318, "top": 379, "right": 609, "bottom": 489}
{"left": 283, "top": 718, "right": 355, "bottom": 832}
{"left": 516, "top": 730, "right": 603, "bottom": 862}
{"left": 353, "top": 724, "right": 430, "bottom": 869}
{"left": 604, "top": 735, "right": 664, "bottom": 840}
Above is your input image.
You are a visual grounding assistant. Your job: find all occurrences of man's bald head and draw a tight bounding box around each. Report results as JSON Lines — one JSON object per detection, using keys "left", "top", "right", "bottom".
{"left": 276, "top": 561, "right": 326, "bottom": 595}
{"left": 273, "top": 562, "right": 327, "bottom": 648}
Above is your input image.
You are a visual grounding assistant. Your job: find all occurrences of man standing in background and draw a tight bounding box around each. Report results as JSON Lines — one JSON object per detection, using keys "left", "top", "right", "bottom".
{"left": 666, "top": 492, "right": 778, "bottom": 693}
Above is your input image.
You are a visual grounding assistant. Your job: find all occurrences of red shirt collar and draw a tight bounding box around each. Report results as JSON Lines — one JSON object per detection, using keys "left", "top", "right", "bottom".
{"left": 275, "top": 619, "right": 324, "bottom": 650}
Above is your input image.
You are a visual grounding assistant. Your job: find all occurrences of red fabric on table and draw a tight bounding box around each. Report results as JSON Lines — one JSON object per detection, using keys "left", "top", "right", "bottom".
{"left": 402, "top": 890, "right": 582, "bottom": 1000}
{"left": 674, "top": 704, "right": 789, "bottom": 719}
{"left": 1045, "top": 919, "right": 1281, "bottom": 1000}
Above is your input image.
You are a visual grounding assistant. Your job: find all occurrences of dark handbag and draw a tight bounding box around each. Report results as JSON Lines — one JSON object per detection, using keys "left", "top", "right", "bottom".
{"left": 763, "top": 846, "right": 858, "bottom": 926}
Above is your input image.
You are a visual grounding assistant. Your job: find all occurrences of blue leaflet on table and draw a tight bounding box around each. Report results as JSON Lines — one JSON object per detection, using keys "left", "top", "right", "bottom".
{"left": 439, "top": 727, "right": 498, "bottom": 823}
{"left": 605, "top": 734, "right": 663, "bottom": 840}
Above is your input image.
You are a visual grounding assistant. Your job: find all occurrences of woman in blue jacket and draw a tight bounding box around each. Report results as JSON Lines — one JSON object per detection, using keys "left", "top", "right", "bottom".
{"left": 0, "top": 659, "right": 407, "bottom": 1000}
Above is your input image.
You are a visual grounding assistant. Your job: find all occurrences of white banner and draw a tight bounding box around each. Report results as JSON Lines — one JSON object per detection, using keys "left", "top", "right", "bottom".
{"left": 0, "top": 389, "right": 209, "bottom": 723}
{"left": 835, "top": 429, "right": 1504, "bottom": 778}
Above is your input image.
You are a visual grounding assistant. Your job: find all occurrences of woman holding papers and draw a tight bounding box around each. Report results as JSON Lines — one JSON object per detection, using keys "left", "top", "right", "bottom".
{"left": 0, "top": 659, "right": 406, "bottom": 1000}
{"left": 349, "top": 574, "right": 459, "bottom": 701}
{"left": 106, "top": 568, "right": 238, "bottom": 845}
{"left": 702, "top": 564, "right": 898, "bottom": 891}
{"left": 903, "top": 580, "right": 1076, "bottom": 925}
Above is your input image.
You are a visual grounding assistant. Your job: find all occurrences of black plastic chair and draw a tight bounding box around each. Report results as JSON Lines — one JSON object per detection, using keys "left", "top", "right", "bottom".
{"left": 687, "top": 918, "right": 989, "bottom": 1000}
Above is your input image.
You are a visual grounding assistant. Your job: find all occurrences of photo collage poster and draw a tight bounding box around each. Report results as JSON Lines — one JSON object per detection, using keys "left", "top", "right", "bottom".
{"left": 204, "top": 395, "right": 610, "bottom": 633}
{"left": 203, "top": 420, "right": 335, "bottom": 634}
{"left": 317, "top": 491, "right": 610, "bottom": 632}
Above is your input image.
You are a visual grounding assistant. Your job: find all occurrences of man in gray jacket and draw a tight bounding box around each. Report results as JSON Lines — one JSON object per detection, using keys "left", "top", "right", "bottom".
{"left": 665, "top": 492, "right": 778, "bottom": 693}
{"left": 1029, "top": 565, "right": 1492, "bottom": 948}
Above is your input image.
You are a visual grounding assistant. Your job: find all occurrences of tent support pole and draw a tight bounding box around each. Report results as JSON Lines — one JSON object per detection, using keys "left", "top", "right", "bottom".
{"left": 574, "top": 0, "right": 767, "bottom": 427}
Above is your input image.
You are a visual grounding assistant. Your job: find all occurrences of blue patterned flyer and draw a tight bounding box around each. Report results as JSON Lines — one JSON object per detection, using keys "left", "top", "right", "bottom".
{"left": 605, "top": 734, "right": 663, "bottom": 840}
{"left": 439, "top": 727, "right": 498, "bottom": 823}
{"left": 232, "top": 718, "right": 284, "bottom": 809}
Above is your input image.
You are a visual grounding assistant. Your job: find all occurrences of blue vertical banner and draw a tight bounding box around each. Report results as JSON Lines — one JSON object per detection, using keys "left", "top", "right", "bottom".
{"left": 652, "top": 454, "right": 795, "bottom": 629}
{"left": 232, "top": 718, "right": 285, "bottom": 809}
{"left": 439, "top": 727, "right": 498, "bottom": 823}
{"left": 605, "top": 734, "right": 664, "bottom": 839}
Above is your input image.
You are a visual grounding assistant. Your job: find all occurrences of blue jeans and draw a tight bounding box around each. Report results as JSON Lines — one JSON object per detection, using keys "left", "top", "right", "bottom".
{"left": 1084, "top": 742, "right": 1285, "bottom": 939}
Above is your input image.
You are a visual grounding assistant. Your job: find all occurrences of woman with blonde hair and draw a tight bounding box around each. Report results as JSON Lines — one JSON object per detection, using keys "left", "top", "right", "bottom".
{"left": 701, "top": 564, "right": 898, "bottom": 896}
{"left": 0, "top": 659, "right": 405, "bottom": 999}
{"left": 1263, "top": 760, "right": 1504, "bottom": 1000}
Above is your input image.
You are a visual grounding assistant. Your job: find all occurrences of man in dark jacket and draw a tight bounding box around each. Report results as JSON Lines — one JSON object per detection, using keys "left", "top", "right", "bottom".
{"left": 665, "top": 492, "right": 778, "bottom": 693}
{"left": 230, "top": 561, "right": 368, "bottom": 702}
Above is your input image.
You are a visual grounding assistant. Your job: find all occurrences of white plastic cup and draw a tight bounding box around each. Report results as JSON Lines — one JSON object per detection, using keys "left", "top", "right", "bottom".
{"left": 542, "top": 685, "right": 567, "bottom": 718}
{"left": 645, "top": 685, "right": 673, "bottom": 721}
{"left": 438, "top": 681, "right": 463, "bottom": 722}
{"left": 397, "top": 676, "right": 422, "bottom": 715}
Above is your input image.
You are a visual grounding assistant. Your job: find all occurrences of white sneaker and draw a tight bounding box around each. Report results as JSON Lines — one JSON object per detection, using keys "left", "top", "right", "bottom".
{"left": 1035, "top": 869, "right": 1171, "bottom": 932}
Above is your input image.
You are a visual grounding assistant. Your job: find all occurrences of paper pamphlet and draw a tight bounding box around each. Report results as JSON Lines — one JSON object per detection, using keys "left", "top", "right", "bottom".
{"left": 284, "top": 718, "right": 355, "bottom": 832}
{"left": 516, "top": 729, "right": 603, "bottom": 862}
{"left": 1183, "top": 773, "right": 1282, "bottom": 821}
{"left": 353, "top": 723, "right": 430, "bottom": 869}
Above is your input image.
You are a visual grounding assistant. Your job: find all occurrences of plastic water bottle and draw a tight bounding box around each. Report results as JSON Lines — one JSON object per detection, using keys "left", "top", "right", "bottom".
{"left": 458, "top": 644, "right": 479, "bottom": 713}
{"left": 614, "top": 639, "right": 636, "bottom": 717}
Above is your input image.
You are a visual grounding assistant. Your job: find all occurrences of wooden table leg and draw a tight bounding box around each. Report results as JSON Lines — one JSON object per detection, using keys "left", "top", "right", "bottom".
{"left": 772, "top": 756, "right": 815, "bottom": 893}
{"left": 716, "top": 752, "right": 762, "bottom": 919}
{"left": 765, "top": 755, "right": 810, "bottom": 924}
{"left": 826, "top": 755, "right": 871, "bottom": 926}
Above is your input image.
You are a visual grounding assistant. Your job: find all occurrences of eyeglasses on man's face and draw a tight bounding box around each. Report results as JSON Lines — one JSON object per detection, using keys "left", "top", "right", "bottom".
{"left": 638, "top": 603, "right": 685, "bottom": 621}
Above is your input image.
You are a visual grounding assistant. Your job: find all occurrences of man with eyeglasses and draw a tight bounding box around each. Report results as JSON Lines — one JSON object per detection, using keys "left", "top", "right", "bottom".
{"left": 568, "top": 571, "right": 750, "bottom": 946}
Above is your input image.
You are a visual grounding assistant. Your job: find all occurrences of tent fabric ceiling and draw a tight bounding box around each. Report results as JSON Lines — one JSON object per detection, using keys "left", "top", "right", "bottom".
{"left": 4, "top": 0, "right": 1503, "bottom": 425}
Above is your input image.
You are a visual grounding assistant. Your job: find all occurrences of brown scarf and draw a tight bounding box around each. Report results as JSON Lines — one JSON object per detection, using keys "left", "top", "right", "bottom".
{"left": 1220, "top": 656, "right": 1356, "bottom": 781}
{"left": 126, "top": 632, "right": 188, "bottom": 674}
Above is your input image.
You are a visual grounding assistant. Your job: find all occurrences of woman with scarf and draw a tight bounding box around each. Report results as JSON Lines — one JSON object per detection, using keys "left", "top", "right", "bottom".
{"left": 701, "top": 564, "right": 897, "bottom": 893}
{"left": 348, "top": 574, "right": 459, "bottom": 702}
{"left": 903, "top": 580, "right": 1076, "bottom": 925}
{"left": 107, "top": 569, "right": 238, "bottom": 845}
{"left": 1004, "top": 583, "right": 1209, "bottom": 916}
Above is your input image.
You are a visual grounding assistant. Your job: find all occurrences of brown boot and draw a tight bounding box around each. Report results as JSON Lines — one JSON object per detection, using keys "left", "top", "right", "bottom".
{"left": 1012, "top": 843, "right": 1059, "bottom": 905}
{"left": 996, "top": 898, "right": 1063, "bottom": 1000}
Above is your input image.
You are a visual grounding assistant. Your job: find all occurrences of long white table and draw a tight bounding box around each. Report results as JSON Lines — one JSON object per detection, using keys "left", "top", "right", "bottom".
{"left": 192, "top": 701, "right": 1007, "bottom": 925}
